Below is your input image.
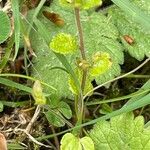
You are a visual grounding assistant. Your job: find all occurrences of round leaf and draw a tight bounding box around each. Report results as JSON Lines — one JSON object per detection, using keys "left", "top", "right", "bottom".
{"left": 89, "top": 52, "right": 112, "bottom": 77}
{"left": 80, "top": 136, "right": 95, "bottom": 150}
{"left": 60, "top": 133, "right": 94, "bottom": 150}
{"left": 49, "top": 33, "right": 77, "bottom": 54}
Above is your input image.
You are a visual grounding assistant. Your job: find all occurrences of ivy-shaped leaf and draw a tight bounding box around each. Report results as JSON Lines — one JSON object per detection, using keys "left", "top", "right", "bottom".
{"left": 0, "top": 11, "right": 11, "bottom": 44}
{"left": 89, "top": 112, "right": 150, "bottom": 150}
{"left": 108, "top": 0, "right": 150, "bottom": 61}
{"left": 60, "top": 133, "right": 95, "bottom": 150}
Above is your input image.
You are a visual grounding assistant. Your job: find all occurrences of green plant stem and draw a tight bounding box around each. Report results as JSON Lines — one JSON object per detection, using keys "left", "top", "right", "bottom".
{"left": 74, "top": 8, "right": 86, "bottom": 60}
{"left": 125, "top": 74, "right": 150, "bottom": 78}
{"left": 74, "top": 8, "right": 87, "bottom": 133}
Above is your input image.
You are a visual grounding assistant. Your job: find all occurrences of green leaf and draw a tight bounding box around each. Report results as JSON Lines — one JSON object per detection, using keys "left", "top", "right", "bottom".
{"left": 31, "top": 1, "right": 123, "bottom": 99}
{"left": 60, "top": 133, "right": 95, "bottom": 150}
{"left": 109, "top": 0, "right": 150, "bottom": 60}
{"left": 89, "top": 112, "right": 150, "bottom": 150}
{"left": 58, "top": 101, "right": 72, "bottom": 119}
{"left": 45, "top": 109, "right": 66, "bottom": 127}
{"left": 89, "top": 52, "right": 112, "bottom": 77}
{"left": 45, "top": 101, "right": 72, "bottom": 127}
{"left": 0, "top": 11, "right": 11, "bottom": 44}
{"left": 99, "top": 103, "right": 112, "bottom": 115}
{"left": 50, "top": 33, "right": 77, "bottom": 54}
{"left": 111, "top": 0, "right": 150, "bottom": 31}
{"left": 32, "top": 80, "right": 46, "bottom": 105}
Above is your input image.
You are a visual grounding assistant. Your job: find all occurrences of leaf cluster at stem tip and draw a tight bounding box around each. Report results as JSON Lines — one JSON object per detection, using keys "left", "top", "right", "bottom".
{"left": 59, "top": 0, "right": 102, "bottom": 10}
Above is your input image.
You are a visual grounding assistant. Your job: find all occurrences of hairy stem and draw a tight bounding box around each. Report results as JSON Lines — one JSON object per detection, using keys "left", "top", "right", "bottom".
{"left": 74, "top": 8, "right": 87, "bottom": 128}
{"left": 74, "top": 8, "right": 86, "bottom": 60}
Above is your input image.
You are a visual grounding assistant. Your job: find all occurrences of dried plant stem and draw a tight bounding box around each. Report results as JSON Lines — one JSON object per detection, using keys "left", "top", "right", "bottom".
{"left": 14, "top": 129, "right": 51, "bottom": 148}
{"left": 50, "top": 126, "right": 60, "bottom": 150}
{"left": 25, "top": 105, "right": 41, "bottom": 134}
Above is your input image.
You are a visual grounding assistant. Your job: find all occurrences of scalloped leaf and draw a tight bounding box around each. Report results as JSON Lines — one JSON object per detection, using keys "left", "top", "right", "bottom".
{"left": 89, "top": 52, "right": 112, "bottom": 77}
{"left": 108, "top": 0, "right": 150, "bottom": 61}
{"left": 0, "top": 11, "right": 11, "bottom": 44}
{"left": 31, "top": 1, "right": 123, "bottom": 99}
{"left": 89, "top": 112, "right": 150, "bottom": 150}
{"left": 50, "top": 33, "right": 77, "bottom": 54}
{"left": 60, "top": 133, "right": 95, "bottom": 150}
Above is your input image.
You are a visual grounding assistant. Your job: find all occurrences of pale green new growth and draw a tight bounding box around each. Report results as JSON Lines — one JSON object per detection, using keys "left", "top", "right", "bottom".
{"left": 59, "top": 0, "right": 102, "bottom": 9}
{"left": 50, "top": 33, "right": 77, "bottom": 54}
{"left": 90, "top": 52, "right": 112, "bottom": 77}
{"left": 0, "top": 11, "right": 11, "bottom": 44}
{"left": 89, "top": 112, "right": 150, "bottom": 150}
{"left": 60, "top": 133, "right": 95, "bottom": 150}
{"left": 32, "top": 80, "right": 46, "bottom": 105}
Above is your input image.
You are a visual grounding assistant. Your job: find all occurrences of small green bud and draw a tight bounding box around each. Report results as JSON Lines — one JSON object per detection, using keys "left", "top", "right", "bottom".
{"left": 50, "top": 33, "right": 77, "bottom": 54}
{"left": 32, "top": 80, "right": 46, "bottom": 105}
{"left": 76, "top": 58, "right": 90, "bottom": 71}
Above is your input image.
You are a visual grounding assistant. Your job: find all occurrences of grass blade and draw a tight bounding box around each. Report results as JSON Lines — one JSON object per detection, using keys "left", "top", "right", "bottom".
{"left": 11, "top": 0, "right": 21, "bottom": 61}
{"left": 0, "top": 73, "right": 57, "bottom": 91}
{"left": 0, "top": 77, "right": 32, "bottom": 93}
{"left": 86, "top": 88, "right": 150, "bottom": 106}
